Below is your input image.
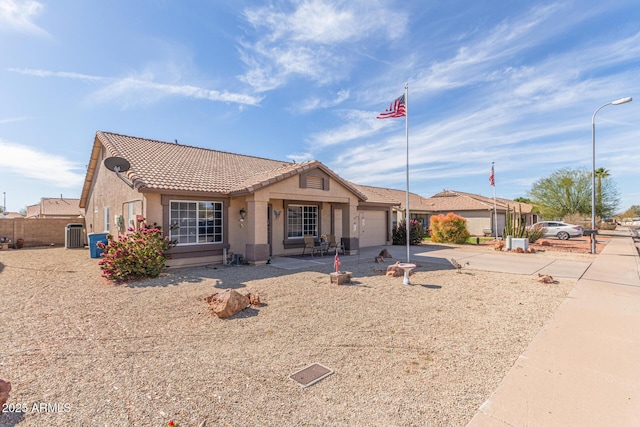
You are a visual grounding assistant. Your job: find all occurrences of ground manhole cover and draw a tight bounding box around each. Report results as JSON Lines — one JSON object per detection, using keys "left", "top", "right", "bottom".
{"left": 289, "top": 363, "right": 334, "bottom": 388}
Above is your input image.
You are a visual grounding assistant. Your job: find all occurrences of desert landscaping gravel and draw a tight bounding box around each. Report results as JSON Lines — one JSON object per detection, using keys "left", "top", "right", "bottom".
{"left": 0, "top": 244, "right": 589, "bottom": 426}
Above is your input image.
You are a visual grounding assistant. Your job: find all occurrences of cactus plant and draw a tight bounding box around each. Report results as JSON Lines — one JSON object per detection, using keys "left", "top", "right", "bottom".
{"left": 503, "top": 204, "right": 527, "bottom": 238}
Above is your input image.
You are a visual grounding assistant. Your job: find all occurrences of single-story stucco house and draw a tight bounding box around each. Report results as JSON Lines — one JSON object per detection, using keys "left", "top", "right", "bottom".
{"left": 79, "top": 131, "right": 397, "bottom": 267}
{"left": 26, "top": 196, "right": 83, "bottom": 219}
{"left": 422, "top": 190, "right": 539, "bottom": 237}
{"left": 349, "top": 185, "right": 435, "bottom": 230}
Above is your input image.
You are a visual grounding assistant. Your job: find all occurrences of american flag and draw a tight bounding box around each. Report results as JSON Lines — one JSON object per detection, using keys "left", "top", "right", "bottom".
{"left": 376, "top": 94, "right": 406, "bottom": 119}
{"left": 489, "top": 164, "right": 495, "bottom": 186}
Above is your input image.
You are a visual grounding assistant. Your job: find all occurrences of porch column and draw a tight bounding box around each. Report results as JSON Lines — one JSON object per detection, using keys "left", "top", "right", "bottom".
{"left": 341, "top": 200, "right": 360, "bottom": 255}
{"left": 245, "top": 198, "right": 270, "bottom": 265}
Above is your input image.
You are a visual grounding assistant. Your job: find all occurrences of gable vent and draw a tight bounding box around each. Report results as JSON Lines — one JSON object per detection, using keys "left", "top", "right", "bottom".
{"left": 306, "top": 176, "right": 324, "bottom": 190}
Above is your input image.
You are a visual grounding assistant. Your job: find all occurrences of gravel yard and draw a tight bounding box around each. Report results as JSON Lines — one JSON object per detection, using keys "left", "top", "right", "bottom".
{"left": 0, "top": 245, "right": 581, "bottom": 426}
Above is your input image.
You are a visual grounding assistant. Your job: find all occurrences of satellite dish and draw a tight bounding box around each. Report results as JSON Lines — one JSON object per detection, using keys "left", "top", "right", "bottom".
{"left": 104, "top": 157, "right": 131, "bottom": 173}
{"left": 103, "top": 157, "right": 134, "bottom": 189}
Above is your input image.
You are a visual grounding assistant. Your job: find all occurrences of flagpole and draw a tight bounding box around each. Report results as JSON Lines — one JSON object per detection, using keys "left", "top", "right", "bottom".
{"left": 404, "top": 83, "right": 410, "bottom": 263}
{"left": 492, "top": 162, "right": 498, "bottom": 239}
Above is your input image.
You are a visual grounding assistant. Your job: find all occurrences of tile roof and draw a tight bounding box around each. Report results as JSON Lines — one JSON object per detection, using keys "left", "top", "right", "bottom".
{"left": 426, "top": 190, "right": 534, "bottom": 213}
{"left": 80, "top": 132, "right": 368, "bottom": 203}
{"left": 26, "top": 197, "right": 82, "bottom": 217}
{"left": 97, "top": 131, "right": 296, "bottom": 193}
{"left": 351, "top": 184, "right": 433, "bottom": 210}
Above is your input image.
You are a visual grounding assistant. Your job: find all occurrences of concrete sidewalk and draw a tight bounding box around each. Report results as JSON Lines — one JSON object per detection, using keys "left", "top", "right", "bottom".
{"left": 468, "top": 230, "right": 640, "bottom": 426}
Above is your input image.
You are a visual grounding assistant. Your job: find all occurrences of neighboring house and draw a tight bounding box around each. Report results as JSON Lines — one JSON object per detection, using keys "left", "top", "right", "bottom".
{"left": 79, "top": 131, "right": 396, "bottom": 267}
{"left": 26, "top": 197, "right": 83, "bottom": 219}
{"left": 422, "top": 190, "right": 539, "bottom": 237}
{"left": 351, "top": 185, "right": 435, "bottom": 230}
{"left": 0, "top": 212, "right": 25, "bottom": 219}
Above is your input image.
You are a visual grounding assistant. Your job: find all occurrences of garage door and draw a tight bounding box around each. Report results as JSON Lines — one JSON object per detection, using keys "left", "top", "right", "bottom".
{"left": 358, "top": 210, "right": 387, "bottom": 247}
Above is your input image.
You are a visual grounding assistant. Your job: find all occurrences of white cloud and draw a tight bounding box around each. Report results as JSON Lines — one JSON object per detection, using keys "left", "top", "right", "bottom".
{"left": 8, "top": 67, "right": 263, "bottom": 107}
{"left": 91, "top": 75, "right": 263, "bottom": 107}
{"left": 296, "top": 90, "right": 350, "bottom": 113}
{"left": 0, "top": 139, "right": 84, "bottom": 187}
{"left": 306, "top": 109, "right": 393, "bottom": 148}
{"left": 8, "top": 68, "right": 105, "bottom": 81}
{"left": 239, "top": 0, "right": 408, "bottom": 92}
{"left": 0, "top": 0, "right": 49, "bottom": 36}
{"left": 0, "top": 116, "right": 26, "bottom": 124}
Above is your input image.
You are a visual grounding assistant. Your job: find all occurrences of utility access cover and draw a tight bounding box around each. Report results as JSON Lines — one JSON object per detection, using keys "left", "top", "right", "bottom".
{"left": 289, "top": 363, "right": 334, "bottom": 388}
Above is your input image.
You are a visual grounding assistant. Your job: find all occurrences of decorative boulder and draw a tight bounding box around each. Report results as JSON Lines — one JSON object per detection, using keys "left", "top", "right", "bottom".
{"left": 205, "top": 290, "right": 250, "bottom": 318}
{"left": 386, "top": 262, "right": 409, "bottom": 278}
{"left": 247, "top": 292, "right": 261, "bottom": 308}
{"left": 537, "top": 273, "right": 555, "bottom": 284}
{"left": 0, "top": 378, "right": 10, "bottom": 408}
{"left": 493, "top": 240, "right": 505, "bottom": 251}
{"left": 379, "top": 249, "right": 392, "bottom": 258}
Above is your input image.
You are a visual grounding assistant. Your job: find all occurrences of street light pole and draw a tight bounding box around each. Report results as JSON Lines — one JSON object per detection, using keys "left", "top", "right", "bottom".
{"left": 591, "top": 96, "right": 632, "bottom": 254}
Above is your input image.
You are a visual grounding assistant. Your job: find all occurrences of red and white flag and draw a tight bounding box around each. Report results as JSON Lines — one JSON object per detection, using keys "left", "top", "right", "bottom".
{"left": 377, "top": 94, "right": 406, "bottom": 119}
{"left": 489, "top": 165, "right": 495, "bottom": 186}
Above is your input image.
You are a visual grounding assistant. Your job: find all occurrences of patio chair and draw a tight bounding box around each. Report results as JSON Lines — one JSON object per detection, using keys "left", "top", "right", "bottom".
{"left": 303, "top": 235, "right": 320, "bottom": 257}
{"left": 327, "top": 234, "right": 343, "bottom": 254}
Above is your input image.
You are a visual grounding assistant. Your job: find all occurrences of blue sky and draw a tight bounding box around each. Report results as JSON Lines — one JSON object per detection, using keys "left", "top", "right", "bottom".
{"left": 1, "top": 0, "right": 639, "bottom": 213}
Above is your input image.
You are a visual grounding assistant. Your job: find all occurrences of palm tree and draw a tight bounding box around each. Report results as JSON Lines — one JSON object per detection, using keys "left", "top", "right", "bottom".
{"left": 595, "top": 167, "right": 610, "bottom": 216}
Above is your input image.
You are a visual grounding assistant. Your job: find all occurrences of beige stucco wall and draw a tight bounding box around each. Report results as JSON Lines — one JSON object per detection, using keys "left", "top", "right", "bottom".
{"left": 249, "top": 171, "right": 360, "bottom": 257}
{"left": 143, "top": 193, "right": 163, "bottom": 227}
{"left": 455, "top": 210, "right": 492, "bottom": 236}
{"left": 0, "top": 217, "right": 85, "bottom": 247}
{"left": 83, "top": 147, "right": 142, "bottom": 236}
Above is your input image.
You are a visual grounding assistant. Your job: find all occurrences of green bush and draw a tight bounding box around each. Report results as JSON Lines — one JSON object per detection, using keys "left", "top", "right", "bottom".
{"left": 97, "top": 220, "right": 175, "bottom": 282}
{"left": 392, "top": 219, "right": 427, "bottom": 245}
{"left": 430, "top": 213, "right": 470, "bottom": 244}
{"left": 526, "top": 225, "right": 547, "bottom": 243}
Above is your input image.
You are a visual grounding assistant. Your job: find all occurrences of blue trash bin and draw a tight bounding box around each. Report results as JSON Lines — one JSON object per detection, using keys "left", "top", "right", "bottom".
{"left": 88, "top": 233, "right": 109, "bottom": 258}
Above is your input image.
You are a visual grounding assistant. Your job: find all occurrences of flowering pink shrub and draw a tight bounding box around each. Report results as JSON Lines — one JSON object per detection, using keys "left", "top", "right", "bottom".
{"left": 97, "top": 220, "right": 175, "bottom": 282}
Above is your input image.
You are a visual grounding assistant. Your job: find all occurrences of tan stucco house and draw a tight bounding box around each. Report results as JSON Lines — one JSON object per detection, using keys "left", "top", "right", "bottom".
{"left": 79, "top": 131, "right": 395, "bottom": 267}
{"left": 350, "top": 185, "right": 435, "bottom": 230}
{"left": 26, "top": 196, "right": 83, "bottom": 219}
{"left": 423, "top": 190, "right": 539, "bottom": 237}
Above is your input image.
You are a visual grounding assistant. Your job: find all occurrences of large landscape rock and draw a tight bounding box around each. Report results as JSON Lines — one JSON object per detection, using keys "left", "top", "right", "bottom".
{"left": 205, "top": 290, "right": 251, "bottom": 318}
{"left": 386, "top": 262, "right": 406, "bottom": 277}
{"left": 0, "top": 378, "right": 10, "bottom": 408}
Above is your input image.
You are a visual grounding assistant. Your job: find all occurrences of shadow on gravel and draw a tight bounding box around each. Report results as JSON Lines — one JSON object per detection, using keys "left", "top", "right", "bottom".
{"left": 0, "top": 412, "right": 25, "bottom": 426}
{"left": 122, "top": 272, "right": 206, "bottom": 288}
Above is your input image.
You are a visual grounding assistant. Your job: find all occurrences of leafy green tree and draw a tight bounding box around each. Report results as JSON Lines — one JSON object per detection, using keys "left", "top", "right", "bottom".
{"left": 620, "top": 205, "right": 640, "bottom": 218}
{"left": 528, "top": 168, "right": 619, "bottom": 218}
{"left": 595, "top": 167, "right": 610, "bottom": 211}
{"left": 513, "top": 197, "right": 533, "bottom": 204}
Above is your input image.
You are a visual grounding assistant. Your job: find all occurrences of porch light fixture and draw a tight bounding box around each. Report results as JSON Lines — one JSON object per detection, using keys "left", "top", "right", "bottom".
{"left": 590, "top": 96, "right": 632, "bottom": 254}
{"left": 239, "top": 208, "right": 247, "bottom": 220}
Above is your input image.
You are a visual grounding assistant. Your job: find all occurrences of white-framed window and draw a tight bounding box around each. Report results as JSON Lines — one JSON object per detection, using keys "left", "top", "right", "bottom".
{"left": 287, "top": 204, "right": 318, "bottom": 238}
{"left": 127, "top": 202, "right": 136, "bottom": 229}
{"left": 169, "top": 201, "right": 223, "bottom": 245}
{"left": 103, "top": 207, "right": 110, "bottom": 232}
